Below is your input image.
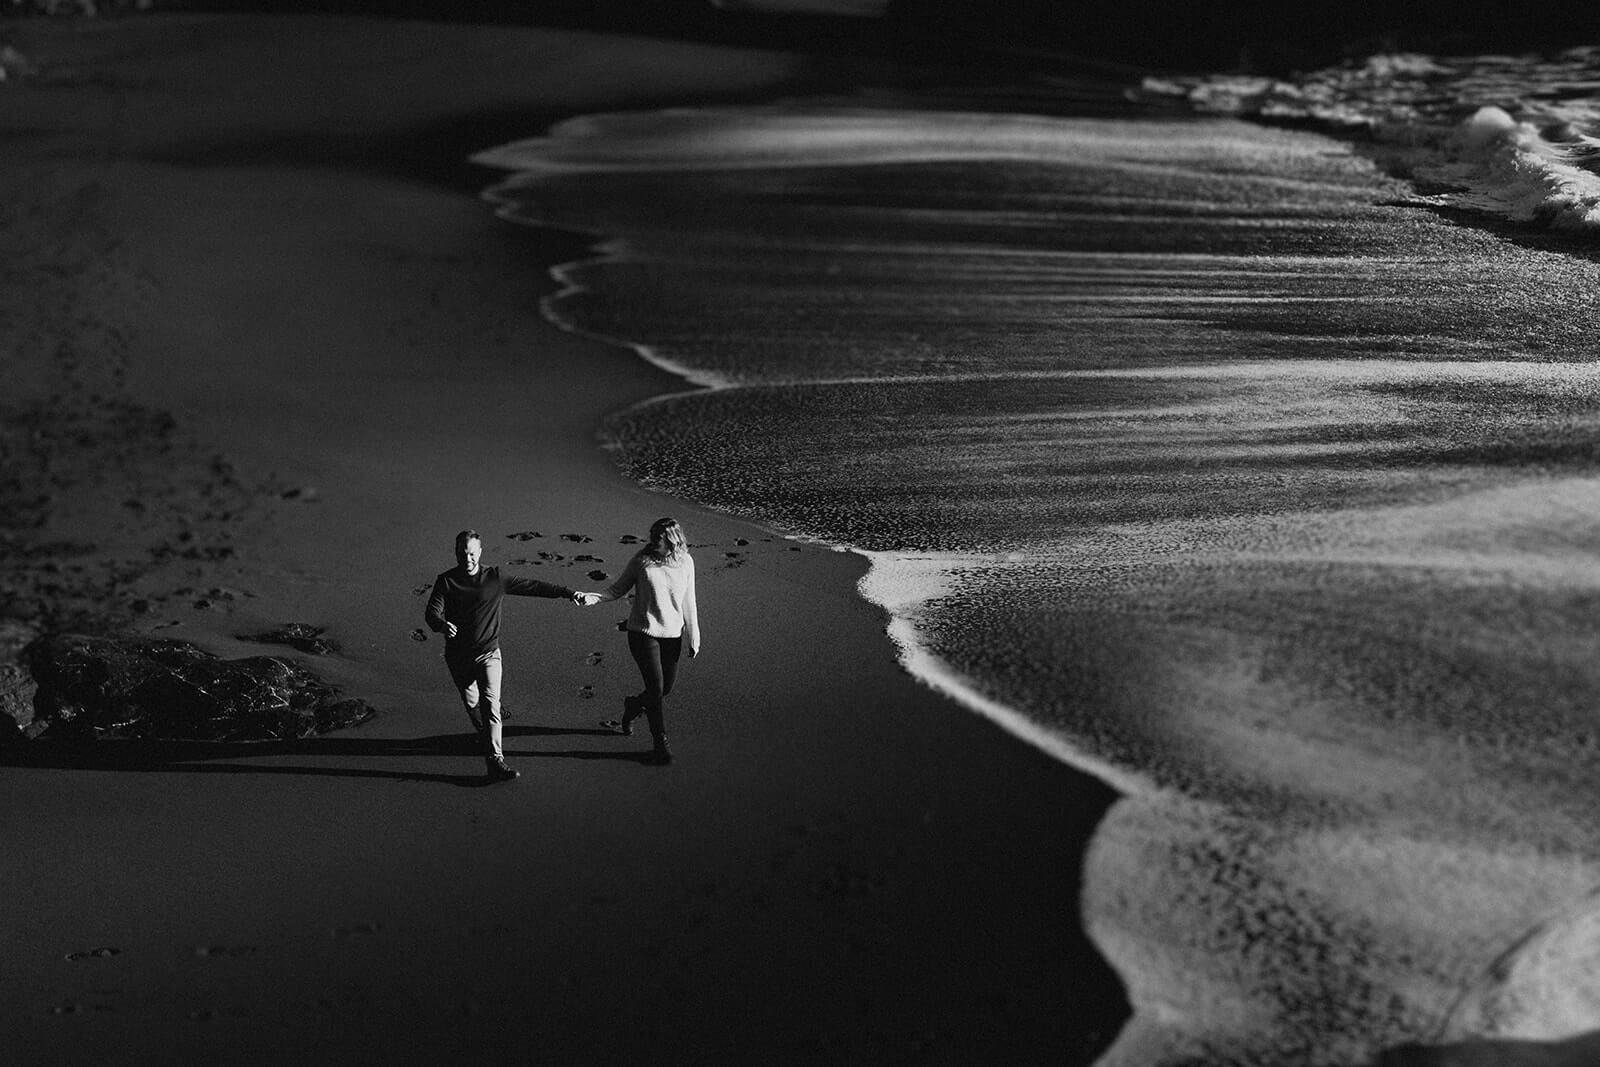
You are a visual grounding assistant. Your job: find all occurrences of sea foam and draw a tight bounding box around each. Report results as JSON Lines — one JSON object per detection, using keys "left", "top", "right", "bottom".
{"left": 1142, "top": 48, "right": 1600, "bottom": 234}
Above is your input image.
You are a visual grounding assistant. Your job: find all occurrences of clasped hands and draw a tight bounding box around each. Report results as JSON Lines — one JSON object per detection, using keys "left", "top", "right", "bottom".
{"left": 570, "top": 591, "right": 604, "bottom": 607}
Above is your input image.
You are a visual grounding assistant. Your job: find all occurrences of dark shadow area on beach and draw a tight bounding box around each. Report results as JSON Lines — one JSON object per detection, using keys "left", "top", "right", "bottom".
{"left": 133, "top": 66, "right": 1168, "bottom": 195}
{"left": 158, "top": 0, "right": 1600, "bottom": 75}
{"left": 141, "top": 105, "right": 790, "bottom": 196}
{"left": 0, "top": 724, "right": 657, "bottom": 786}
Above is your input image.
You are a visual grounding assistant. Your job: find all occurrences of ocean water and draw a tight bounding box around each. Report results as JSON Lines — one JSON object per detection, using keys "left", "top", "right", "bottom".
{"left": 476, "top": 57, "right": 1600, "bottom": 1065}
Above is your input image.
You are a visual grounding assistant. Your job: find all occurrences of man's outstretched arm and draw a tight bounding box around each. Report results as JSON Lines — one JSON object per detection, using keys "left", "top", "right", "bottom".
{"left": 504, "top": 576, "right": 579, "bottom": 601}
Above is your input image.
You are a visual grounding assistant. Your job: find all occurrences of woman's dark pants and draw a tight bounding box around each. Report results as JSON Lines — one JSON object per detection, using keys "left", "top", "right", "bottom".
{"left": 627, "top": 630, "right": 682, "bottom": 746}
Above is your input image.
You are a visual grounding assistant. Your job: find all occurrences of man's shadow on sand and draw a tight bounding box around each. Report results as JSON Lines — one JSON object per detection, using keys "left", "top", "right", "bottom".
{"left": 0, "top": 725, "right": 652, "bottom": 788}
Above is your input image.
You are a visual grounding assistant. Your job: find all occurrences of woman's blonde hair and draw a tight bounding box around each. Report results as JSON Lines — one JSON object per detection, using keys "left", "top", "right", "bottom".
{"left": 643, "top": 517, "right": 688, "bottom": 565}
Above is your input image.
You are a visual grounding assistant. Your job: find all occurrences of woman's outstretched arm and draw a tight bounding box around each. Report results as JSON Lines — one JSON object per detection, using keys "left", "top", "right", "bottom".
{"left": 601, "top": 554, "right": 640, "bottom": 602}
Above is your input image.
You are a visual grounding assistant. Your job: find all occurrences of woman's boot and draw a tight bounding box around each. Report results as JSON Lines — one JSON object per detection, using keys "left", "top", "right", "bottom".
{"left": 645, "top": 703, "right": 672, "bottom": 764}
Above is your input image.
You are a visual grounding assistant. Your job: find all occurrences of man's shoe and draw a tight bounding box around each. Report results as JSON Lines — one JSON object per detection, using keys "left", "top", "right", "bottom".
{"left": 646, "top": 737, "right": 672, "bottom": 765}
{"left": 486, "top": 756, "right": 519, "bottom": 782}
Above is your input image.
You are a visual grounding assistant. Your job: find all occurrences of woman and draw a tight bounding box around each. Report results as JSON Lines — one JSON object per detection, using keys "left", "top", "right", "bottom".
{"left": 597, "top": 517, "right": 700, "bottom": 763}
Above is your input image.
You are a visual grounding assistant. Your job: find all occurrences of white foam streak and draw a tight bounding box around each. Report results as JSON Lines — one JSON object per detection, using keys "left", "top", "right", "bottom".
{"left": 473, "top": 107, "right": 1308, "bottom": 177}
{"left": 856, "top": 551, "right": 1157, "bottom": 797}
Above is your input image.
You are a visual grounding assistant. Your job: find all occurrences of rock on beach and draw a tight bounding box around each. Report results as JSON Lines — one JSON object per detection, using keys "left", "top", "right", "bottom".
{"left": 7, "top": 632, "right": 375, "bottom": 743}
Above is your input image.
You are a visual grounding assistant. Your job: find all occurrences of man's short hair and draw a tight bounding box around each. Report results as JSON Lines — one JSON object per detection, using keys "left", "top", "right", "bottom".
{"left": 455, "top": 529, "right": 481, "bottom": 549}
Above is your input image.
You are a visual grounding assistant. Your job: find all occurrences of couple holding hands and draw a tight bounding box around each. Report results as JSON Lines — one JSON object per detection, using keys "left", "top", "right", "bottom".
{"left": 423, "top": 518, "right": 700, "bottom": 781}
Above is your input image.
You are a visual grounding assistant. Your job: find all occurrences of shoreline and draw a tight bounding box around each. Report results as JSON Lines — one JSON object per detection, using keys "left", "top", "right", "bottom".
{"left": 856, "top": 551, "right": 1154, "bottom": 799}
{"left": 0, "top": 14, "right": 1128, "bottom": 1064}
{"left": 530, "top": 226, "right": 1152, "bottom": 805}
{"left": 497, "top": 177, "right": 1149, "bottom": 795}
{"left": 524, "top": 218, "right": 1151, "bottom": 800}
{"left": 463, "top": 76, "right": 1600, "bottom": 1067}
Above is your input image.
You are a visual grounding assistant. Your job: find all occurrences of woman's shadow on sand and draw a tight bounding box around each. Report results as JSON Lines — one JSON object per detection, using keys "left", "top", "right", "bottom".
{"left": 0, "top": 724, "right": 650, "bottom": 788}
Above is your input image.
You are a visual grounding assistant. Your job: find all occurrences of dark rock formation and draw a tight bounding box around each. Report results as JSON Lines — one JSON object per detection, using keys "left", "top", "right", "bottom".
{"left": 10, "top": 632, "right": 375, "bottom": 743}
{"left": 236, "top": 622, "right": 338, "bottom": 655}
{"left": 0, "top": 622, "right": 40, "bottom": 742}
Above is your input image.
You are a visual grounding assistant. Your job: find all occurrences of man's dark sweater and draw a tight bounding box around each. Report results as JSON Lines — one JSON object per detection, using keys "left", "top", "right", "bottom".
{"left": 424, "top": 565, "right": 575, "bottom": 663}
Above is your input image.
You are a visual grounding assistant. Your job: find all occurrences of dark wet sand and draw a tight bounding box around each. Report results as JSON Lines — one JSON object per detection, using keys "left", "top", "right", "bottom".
{"left": 0, "top": 15, "right": 1124, "bottom": 1064}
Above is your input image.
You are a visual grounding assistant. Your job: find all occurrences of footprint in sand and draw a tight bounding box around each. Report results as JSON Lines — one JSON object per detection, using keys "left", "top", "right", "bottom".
{"left": 506, "top": 531, "right": 543, "bottom": 541}
{"left": 585, "top": 651, "right": 604, "bottom": 666}
{"left": 587, "top": 570, "right": 608, "bottom": 582}
{"left": 619, "top": 534, "right": 642, "bottom": 545}
{"left": 194, "top": 945, "right": 258, "bottom": 959}
{"left": 559, "top": 533, "right": 592, "bottom": 544}
{"left": 536, "top": 551, "right": 564, "bottom": 562}
{"left": 411, "top": 583, "right": 432, "bottom": 596}
{"left": 578, "top": 685, "right": 595, "bottom": 699}
{"left": 572, "top": 554, "right": 602, "bottom": 563}
{"left": 187, "top": 1004, "right": 243, "bottom": 1023}
{"left": 812, "top": 862, "right": 887, "bottom": 900}
{"left": 410, "top": 628, "right": 428, "bottom": 642}
{"left": 49, "top": 1002, "right": 114, "bottom": 1015}
{"left": 333, "top": 922, "right": 382, "bottom": 939}
{"left": 467, "top": 923, "right": 518, "bottom": 940}
{"left": 734, "top": 538, "right": 749, "bottom": 546}
{"left": 63, "top": 947, "right": 121, "bottom": 961}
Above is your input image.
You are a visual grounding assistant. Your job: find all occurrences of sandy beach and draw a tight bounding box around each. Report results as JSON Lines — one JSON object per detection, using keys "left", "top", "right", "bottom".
{"left": 0, "top": 14, "right": 1124, "bottom": 1064}
{"left": 21, "top": 13, "right": 1600, "bottom": 1067}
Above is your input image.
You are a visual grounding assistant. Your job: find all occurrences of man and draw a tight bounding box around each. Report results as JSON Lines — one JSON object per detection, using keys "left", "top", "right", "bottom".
{"left": 424, "top": 529, "right": 600, "bottom": 782}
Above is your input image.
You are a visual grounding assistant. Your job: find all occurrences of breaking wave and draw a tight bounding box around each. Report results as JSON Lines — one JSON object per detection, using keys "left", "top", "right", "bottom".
{"left": 1142, "top": 47, "right": 1600, "bottom": 232}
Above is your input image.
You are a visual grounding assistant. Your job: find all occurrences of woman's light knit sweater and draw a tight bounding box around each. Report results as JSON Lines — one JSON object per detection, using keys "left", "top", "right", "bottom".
{"left": 606, "top": 551, "right": 700, "bottom": 651}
